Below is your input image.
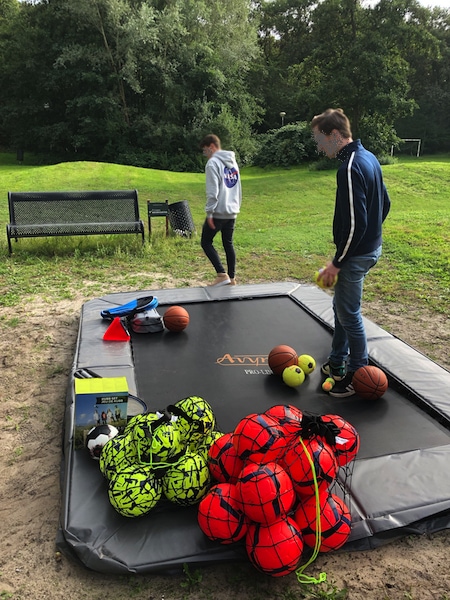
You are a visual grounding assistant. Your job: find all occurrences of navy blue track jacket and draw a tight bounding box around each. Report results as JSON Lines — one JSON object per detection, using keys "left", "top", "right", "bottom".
{"left": 332, "top": 139, "right": 391, "bottom": 268}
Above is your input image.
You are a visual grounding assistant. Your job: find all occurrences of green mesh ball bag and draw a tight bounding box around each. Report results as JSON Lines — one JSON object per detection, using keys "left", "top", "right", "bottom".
{"left": 188, "top": 429, "right": 224, "bottom": 461}
{"left": 108, "top": 465, "right": 163, "bottom": 517}
{"left": 99, "top": 433, "right": 137, "bottom": 480}
{"left": 162, "top": 452, "right": 210, "bottom": 506}
{"left": 125, "top": 412, "right": 185, "bottom": 465}
{"left": 167, "top": 396, "right": 216, "bottom": 445}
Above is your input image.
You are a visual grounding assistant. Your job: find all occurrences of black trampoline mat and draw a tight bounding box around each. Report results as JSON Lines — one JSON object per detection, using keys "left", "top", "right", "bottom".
{"left": 132, "top": 297, "right": 450, "bottom": 459}
{"left": 58, "top": 283, "right": 450, "bottom": 574}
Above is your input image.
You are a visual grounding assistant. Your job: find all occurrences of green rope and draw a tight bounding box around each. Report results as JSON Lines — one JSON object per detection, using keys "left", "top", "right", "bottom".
{"left": 295, "top": 437, "right": 327, "bottom": 585}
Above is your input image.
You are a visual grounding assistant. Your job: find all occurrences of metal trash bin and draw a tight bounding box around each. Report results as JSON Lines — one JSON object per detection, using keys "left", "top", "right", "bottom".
{"left": 168, "top": 200, "right": 196, "bottom": 237}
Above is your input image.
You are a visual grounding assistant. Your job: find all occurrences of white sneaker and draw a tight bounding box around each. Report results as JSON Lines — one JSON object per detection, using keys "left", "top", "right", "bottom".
{"left": 209, "top": 274, "right": 231, "bottom": 287}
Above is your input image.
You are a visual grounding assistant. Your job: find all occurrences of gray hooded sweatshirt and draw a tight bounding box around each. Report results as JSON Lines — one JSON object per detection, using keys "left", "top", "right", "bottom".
{"left": 205, "top": 150, "right": 242, "bottom": 219}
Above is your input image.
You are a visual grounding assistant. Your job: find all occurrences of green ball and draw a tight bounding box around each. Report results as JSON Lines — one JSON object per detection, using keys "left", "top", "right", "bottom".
{"left": 298, "top": 354, "right": 316, "bottom": 375}
{"left": 108, "top": 466, "right": 162, "bottom": 517}
{"left": 162, "top": 452, "right": 210, "bottom": 506}
{"left": 125, "top": 412, "right": 185, "bottom": 464}
{"left": 124, "top": 412, "right": 162, "bottom": 442}
{"left": 124, "top": 412, "right": 158, "bottom": 436}
{"left": 322, "top": 377, "right": 336, "bottom": 392}
{"left": 99, "top": 434, "right": 137, "bottom": 480}
{"left": 188, "top": 429, "right": 224, "bottom": 461}
{"left": 171, "top": 396, "right": 216, "bottom": 441}
{"left": 314, "top": 268, "right": 338, "bottom": 289}
{"left": 282, "top": 365, "right": 305, "bottom": 387}
{"left": 148, "top": 421, "right": 184, "bottom": 461}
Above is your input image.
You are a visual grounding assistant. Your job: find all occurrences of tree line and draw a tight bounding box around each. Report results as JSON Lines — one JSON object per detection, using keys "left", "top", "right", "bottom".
{"left": 0, "top": 0, "right": 449, "bottom": 170}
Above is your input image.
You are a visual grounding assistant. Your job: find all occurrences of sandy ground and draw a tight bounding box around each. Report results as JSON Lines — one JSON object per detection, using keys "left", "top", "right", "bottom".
{"left": 1, "top": 279, "right": 450, "bottom": 600}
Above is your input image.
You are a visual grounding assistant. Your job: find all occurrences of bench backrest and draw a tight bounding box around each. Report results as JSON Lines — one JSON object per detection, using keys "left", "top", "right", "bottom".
{"left": 8, "top": 190, "right": 140, "bottom": 225}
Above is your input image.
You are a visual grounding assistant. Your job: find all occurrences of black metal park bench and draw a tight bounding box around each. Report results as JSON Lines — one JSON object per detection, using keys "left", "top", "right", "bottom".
{"left": 6, "top": 189, "right": 145, "bottom": 254}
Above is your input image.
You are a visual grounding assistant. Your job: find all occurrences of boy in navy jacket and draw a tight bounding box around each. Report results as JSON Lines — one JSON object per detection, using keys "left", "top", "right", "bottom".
{"left": 311, "top": 108, "right": 391, "bottom": 397}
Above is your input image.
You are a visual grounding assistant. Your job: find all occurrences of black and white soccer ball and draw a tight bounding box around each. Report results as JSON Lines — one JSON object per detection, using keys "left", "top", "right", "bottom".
{"left": 86, "top": 424, "right": 119, "bottom": 460}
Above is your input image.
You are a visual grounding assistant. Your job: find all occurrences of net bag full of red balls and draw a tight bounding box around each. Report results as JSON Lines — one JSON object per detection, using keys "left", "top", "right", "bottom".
{"left": 197, "top": 482, "right": 248, "bottom": 544}
{"left": 207, "top": 431, "right": 244, "bottom": 484}
{"left": 294, "top": 492, "right": 352, "bottom": 553}
{"left": 232, "top": 412, "right": 287, "bottom": 463}
{"left": 235, "top": 461, "right": 296, "bottom": 525}
{"left": 280, "top": 436, "right": 338, "bottom": 499}
{"left": 245, "top": 517, "right": 304, "bottom": 577}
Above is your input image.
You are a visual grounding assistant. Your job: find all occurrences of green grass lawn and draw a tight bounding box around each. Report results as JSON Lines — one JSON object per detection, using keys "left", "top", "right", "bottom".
{"left": 0, "top": 153, "right": 449, "bottom": 317}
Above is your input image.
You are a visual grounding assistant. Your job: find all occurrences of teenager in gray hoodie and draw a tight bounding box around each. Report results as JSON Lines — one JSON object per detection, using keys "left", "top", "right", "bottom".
{"left": 200, "top": 134, "right": 242, "bottom": 286}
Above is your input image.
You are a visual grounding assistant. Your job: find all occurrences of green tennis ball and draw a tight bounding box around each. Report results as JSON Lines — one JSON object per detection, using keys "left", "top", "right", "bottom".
{"left": 282, "top": 365, "right": 305, "bottom": 387}
{"left": 298, "top": 354, "right": 316, "bottom": 375}
{"left": 322, "top": 377, "right": 335, "bottom": 392}
{"left": 314, "top": 268, "right": 338, "bottom": 289}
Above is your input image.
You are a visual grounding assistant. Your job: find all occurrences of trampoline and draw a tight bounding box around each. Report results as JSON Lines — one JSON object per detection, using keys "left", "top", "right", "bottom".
{"left": 57, "top": 282, "right": 450, "bottom": 574}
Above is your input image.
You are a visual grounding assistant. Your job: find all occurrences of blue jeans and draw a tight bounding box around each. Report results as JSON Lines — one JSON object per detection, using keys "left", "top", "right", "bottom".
{"left": 201, "top": 218, "right": 236, "bottom": 278}
{"left": 329, "top": 246, "right": 382, "bottom": 373}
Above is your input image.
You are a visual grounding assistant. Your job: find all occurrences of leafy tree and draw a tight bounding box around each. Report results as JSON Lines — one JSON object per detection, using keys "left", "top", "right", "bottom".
{"left": 1, "top": 0, "right": 449, "bottom": 166}
{"left": 393, "top": 4, "right": 450, "bottom": 152}
{"left": 0, "top": 1, "right": 58, "bottom": 154}
{"left": 255, "top": 0, "right": 449, "bottom": 155}
{"left": 0, "top": 0, "right": 262, "bottom": 168}
{"left": 250, "top": 0, "right": 316, "bottom": 130}
{"left": 127, "top": 0, "right": 262, "bottom": 167}
{"left": 287, "top": 0, "right": 416, "bottom": 148}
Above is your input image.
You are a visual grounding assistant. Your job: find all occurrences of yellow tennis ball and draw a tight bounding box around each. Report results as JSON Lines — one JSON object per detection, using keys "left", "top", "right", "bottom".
{"left": 314, "top": 268, "right": 338, "bottom": 289}
{"left": 298, "top": 354, "right": 316, "bottom": 375}
{"left": 282, "top": 365, "right": 305, "bottom": 387}
{"left": 322, "top": 377, "right": 336, "bottom": 392}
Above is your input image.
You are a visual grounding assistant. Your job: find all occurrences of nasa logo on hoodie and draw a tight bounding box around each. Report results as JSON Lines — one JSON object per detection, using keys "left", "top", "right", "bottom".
{"left": 223, "top": 166, "right": 239, "bottom": 189}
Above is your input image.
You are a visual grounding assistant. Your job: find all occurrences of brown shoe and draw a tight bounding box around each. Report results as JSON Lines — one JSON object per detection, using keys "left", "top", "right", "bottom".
{"left": 209, "top": 273, "right": 231, "bottom": 287}
{"left": 229, "top": 278, "right": 237, "bottom": 286}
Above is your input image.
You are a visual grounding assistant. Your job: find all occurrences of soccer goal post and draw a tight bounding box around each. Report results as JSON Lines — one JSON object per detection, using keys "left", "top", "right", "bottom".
{"left": 390, "top": 138, "right": 422, "bottom": 157}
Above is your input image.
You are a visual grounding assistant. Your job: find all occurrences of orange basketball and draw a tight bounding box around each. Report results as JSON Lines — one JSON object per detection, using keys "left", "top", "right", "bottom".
{"left": 163, "top": 305, "right": 190, "bottom": 332}
{"left": 352, "top": 365, "right": 388, "bottom": 400}
{"left": 268, "top": 345, "right": 298, "bottom": 375}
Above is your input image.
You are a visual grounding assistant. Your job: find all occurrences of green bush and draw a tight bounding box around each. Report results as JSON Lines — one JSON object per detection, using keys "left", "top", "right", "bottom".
{"left": 252, "top": 122, "right": 318, "bottom": 167}
{"left": 358, "top": 115, "right": 400, "bottom": 157}
{"left": 378, "top": 154, "right": 398, "bottom": 165}
{"left": 309, "top": 157, "right": 340, "bottom": 171}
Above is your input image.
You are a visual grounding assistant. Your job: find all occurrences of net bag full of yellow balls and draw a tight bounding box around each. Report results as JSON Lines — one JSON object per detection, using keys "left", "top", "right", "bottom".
{"left": 99, "top": 433, "right": 138, "bottom": 480}
{"left": 166, "top": 396, "right": 216, "bottom": 446}
{"left": 124, "top": 412, "right": 185, "bottom": 465}
{"left": 162, "top": 451, "right": 210, "bottom": 506}
{"left": 108, "top": 465, "right": 163, "bottom": 518}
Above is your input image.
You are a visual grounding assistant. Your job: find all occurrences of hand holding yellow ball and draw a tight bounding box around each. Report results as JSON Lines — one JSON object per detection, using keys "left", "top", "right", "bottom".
{"left": 314, "top": 268, "right": 338, "bottom": 289}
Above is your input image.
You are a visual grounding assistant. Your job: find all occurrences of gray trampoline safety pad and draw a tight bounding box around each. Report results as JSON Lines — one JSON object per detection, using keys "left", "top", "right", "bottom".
{"left": 57, "top": 282, "right": 450, "bottom": 573}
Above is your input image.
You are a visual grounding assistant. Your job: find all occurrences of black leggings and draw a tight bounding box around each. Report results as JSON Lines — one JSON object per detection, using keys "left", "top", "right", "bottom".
{"left": 201, "top": 218, "right": 236, "bottom": 279}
